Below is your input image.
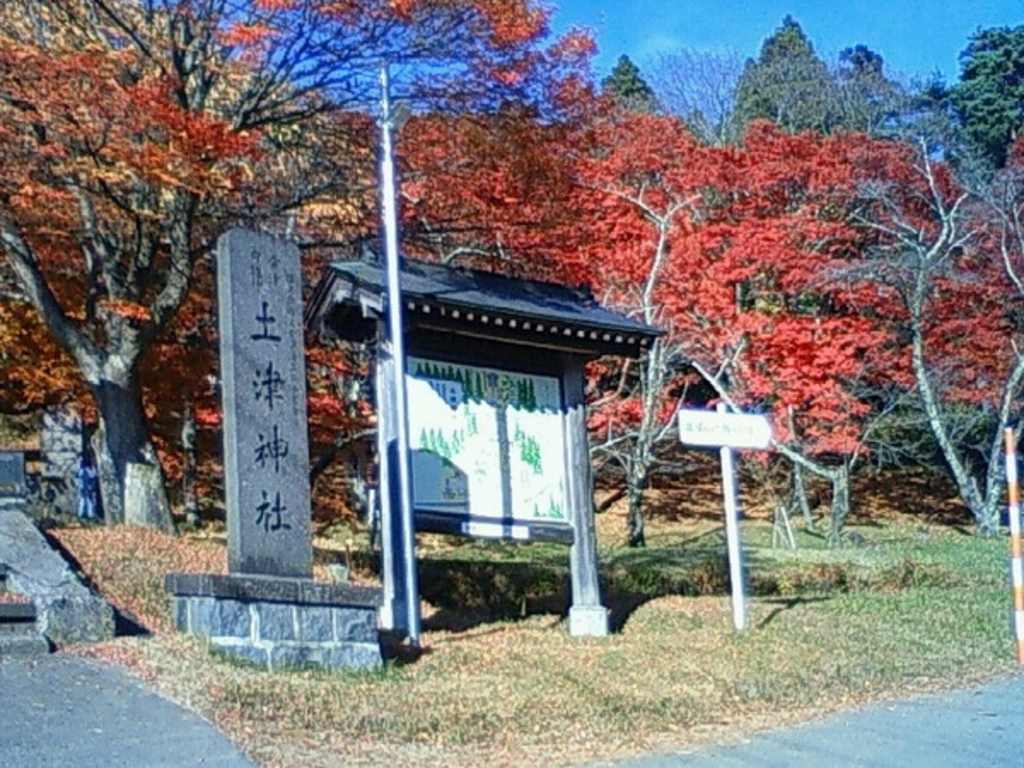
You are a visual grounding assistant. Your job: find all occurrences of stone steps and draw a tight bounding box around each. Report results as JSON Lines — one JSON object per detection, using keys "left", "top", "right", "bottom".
{"left": 0, "top": 505, "right": 115, "bottom": 646}
{"left": 0, "top": 599, "right": 50, "bottom": 656}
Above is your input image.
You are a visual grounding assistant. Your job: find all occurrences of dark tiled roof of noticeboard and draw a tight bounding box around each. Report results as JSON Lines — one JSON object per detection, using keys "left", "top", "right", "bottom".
{"left": 307, "top": 258, "right": 662, "bottom": 359}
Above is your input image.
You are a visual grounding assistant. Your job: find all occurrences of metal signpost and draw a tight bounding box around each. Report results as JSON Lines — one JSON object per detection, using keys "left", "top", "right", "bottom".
{"left": 677, "top": 407, "right": 772, "bottom": 450}
{"left": 679, "top": 404, "right": 771, "bottom": 631}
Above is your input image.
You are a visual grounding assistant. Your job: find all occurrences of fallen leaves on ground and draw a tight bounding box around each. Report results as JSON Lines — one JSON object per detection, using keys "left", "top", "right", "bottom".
{"left": 44, "top": 504, "right": 1019, "bottom": 768}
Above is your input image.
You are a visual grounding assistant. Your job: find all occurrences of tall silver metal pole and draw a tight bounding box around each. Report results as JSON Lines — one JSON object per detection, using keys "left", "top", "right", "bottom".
{"left": 379, "top": 63, "right": 420, "bottom": 645}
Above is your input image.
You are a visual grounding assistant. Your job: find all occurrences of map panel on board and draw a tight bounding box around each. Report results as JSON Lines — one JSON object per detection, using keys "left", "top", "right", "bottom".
{"left": 407, "top": 356, "right": 568, "bottom": 527}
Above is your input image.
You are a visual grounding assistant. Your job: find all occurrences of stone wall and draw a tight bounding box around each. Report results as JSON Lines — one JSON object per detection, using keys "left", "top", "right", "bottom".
{"left": 166, "top": 572, "right": 382, "bottom": 671}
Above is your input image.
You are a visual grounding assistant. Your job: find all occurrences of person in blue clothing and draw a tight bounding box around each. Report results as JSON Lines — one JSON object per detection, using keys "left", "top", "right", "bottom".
{"left": 76, "top": 454, "right": 100, "bottom": 520}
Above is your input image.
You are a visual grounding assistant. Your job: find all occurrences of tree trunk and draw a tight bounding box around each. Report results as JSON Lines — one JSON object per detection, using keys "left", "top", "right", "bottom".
{"left": 791, "top": 460, "right": 816, "bottom": 532}
{"left": 827, "top": 463, "right": 851, "bottom": 547}
{"left": 91, "top": 376, "right": 173, "bottom": 531}
{"left": 623, "top": 336, "right": 668, "bottom": 549}
{"left": 909, "top": 304, "right": 1000, "bottom": 534}
{"left": 786, "top": 405, "right": 817, "bottom": 532}
{"left": 125, "top": 462, "right": 174, "bottom": 532}
{"left": 774, "top": 442, "right": 854, "bottom": 547}
{"left": 626, "top": 479, "right": 646, "bottom": 548}
{"left": 181, "top": 403, "right": 199, "bottom": 527}
{"left": 623, "top": 416, "right": 652, "bottom": 548}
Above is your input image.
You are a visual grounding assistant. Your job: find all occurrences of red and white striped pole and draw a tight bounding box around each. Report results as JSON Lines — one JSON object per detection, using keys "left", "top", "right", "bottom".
{"left": 1006, "top": 427, "right": 1024, "bottom": 665}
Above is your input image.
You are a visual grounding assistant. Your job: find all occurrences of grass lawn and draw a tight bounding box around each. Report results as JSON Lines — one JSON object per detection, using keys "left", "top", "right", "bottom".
{"left": 48, "top": 497, "right": 1021, "bottom": 767}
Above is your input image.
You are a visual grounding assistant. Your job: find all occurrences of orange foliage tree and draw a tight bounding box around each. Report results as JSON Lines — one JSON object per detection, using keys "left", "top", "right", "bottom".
{"left": 0, "top": 0, "right": 572, "bottom": 527}
{"left": 0, "top": 303, "right": 85, "bottom": 414}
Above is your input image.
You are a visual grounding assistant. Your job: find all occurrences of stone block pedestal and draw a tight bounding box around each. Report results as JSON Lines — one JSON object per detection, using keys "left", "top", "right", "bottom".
{"left": 165, "top": 573, "right": 382, "bottom": 671}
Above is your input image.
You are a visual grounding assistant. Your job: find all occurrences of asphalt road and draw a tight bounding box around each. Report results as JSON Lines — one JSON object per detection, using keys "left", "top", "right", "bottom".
{"left": 0, "top": 652, "right": 255, "bottom": 767}
{"left": 616, "top": 674, "right": 1024, "bottom": 767}
{"left": 3, "top": 649, "right": 1024, "bottom": 767}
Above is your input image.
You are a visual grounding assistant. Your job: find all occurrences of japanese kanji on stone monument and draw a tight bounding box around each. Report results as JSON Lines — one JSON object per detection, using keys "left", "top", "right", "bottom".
{"left": 217, "top": 228, "right": 313, "bottom": 578}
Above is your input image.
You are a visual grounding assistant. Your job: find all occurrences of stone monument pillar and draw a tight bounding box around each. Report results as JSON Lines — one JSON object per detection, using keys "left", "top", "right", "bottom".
{"left": 217, "top": 228, "right": 313, "bottom": 578}
{"left": 166, "top": 229, "right": 381, "bottom": 671}
{"left": 40, "top": 407, "right": 83, "bottom": 515}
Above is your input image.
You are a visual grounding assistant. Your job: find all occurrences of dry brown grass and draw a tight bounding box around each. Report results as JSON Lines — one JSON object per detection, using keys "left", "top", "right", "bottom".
{"left": 48, "top": 494, "right": 1017, "bottom": 768}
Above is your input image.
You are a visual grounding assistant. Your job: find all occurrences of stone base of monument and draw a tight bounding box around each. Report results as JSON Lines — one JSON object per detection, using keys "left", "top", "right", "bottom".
{"left": 165, "top": 573, "right": 382, "bottom": 671}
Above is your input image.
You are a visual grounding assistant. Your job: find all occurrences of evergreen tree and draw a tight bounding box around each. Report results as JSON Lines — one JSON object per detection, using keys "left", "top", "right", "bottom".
{"left": 952, "top": 25, "right": 1024, "bottom": 168}
{"left": 602, "top": 54, "right": 659, "bottom": 112}
{"left": 734, "top": 16, "right": 838, "bottom": 134}
{"left": 833, "top": 44, "right": 908, "bottom": 136}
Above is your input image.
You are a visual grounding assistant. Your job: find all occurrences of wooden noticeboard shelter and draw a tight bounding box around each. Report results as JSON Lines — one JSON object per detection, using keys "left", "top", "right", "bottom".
{"left": 307, "top": 258, "right": 660, "bottom": 637}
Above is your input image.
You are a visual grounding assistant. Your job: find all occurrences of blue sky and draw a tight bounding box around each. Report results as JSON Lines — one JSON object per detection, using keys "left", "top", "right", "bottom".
{"left": 548, "top": 1, "right": 1024, "bottom": 83}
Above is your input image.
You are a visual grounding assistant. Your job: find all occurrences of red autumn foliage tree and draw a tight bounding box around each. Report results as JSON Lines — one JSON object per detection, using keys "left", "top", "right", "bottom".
{"left": 686, "top": 125, "right": 906, "bottom": 543}
{"left": 399, "top": 108, "right": 581, "bottom": 274}
{"left": 569, "top": 116, "right": 905, "bottom": 545}
{"left": 337, "top": 54, "right": 1019, "bottom": 544}
{"left": 0, "top": 0, "right": 571, "bottom": 527}
{"left": 850, "top": 137, "right": 1024, "bottom": 533}
{"left": 396, "top": 93, "right": 913, "bottom": 545}
{"left": 566, "top": 109, "right": 715, "bottom": 546}
{"left": 395, "top": 27, "right": 596, "bottom": 275}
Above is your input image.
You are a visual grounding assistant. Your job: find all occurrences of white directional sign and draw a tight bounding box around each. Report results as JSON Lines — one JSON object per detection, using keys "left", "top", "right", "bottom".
{"left": 677, "top": 405, "right": 772, "bottom": 632}
{"left": 678, "top": 408, "right": 772, "bottom": 449}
